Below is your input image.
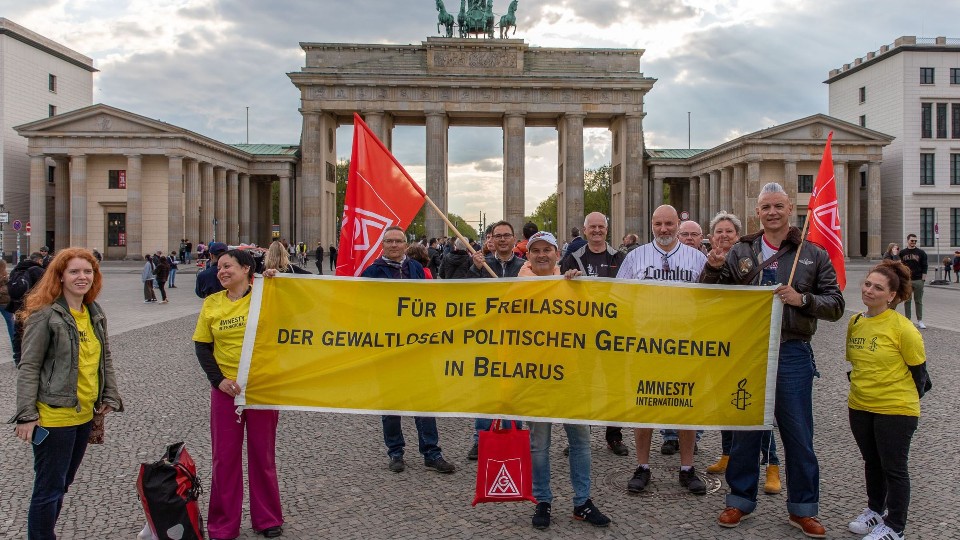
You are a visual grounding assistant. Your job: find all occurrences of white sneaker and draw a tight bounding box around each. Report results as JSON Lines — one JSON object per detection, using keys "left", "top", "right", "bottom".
{"left": 849, "top": 508, "right": 883, "bottom": 534}
{"left": 863, "top": 523, "right": 904, "bottom": 540}
{"left": 917, "top": 321, "right": 927, "bottom": 329}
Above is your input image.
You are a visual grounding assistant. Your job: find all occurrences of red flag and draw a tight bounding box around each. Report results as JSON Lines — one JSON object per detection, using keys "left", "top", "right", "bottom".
{"left": 806, "top": 131, "right": 846, "bottom": 290}
{"left": 336, "top": 114, "right": 426, "bottom": 276}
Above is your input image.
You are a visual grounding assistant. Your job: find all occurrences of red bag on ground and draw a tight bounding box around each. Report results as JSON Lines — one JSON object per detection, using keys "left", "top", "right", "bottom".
{"left": 472, "top": 421, "right": 537, "bottom": 506}
{"left": 137, "top": 442, "right": 205, "bottom": 540}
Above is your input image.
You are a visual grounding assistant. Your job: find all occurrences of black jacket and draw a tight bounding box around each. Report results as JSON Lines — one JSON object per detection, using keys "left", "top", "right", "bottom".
{"left": 560, "top": 243, "right": 626, "bottom": 277}
{"left": 699, "top": 227, "right": 844, "bottom": 342}
{"left": 468, "top": 253, "right": 524, "bottom": 278}
{"left": 361, "top": 257, "right": 425, "bottom": 279}
{"left": 439, "top": 250, "right": 473, "bottom": 279}
{"left": 6, "top": 260, "right": 45, "bottom": 313}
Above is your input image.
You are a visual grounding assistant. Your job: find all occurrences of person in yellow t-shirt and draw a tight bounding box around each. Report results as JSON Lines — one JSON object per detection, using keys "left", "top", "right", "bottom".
{"left": 193, "top": 248, "right": 283, "bottom": 540}
{"left": 10, "top": 248, "right": 123, "bottom": 540}
{"left": 845, "top": 260, "right": 927, "bottom": 540}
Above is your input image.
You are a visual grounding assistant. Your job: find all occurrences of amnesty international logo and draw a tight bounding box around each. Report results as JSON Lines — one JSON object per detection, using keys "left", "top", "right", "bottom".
{"left": 485, "top": 459, "right": 522, "bottom": 497}
{"left": 731, "top": 378, "right": 752, "bottom": 411}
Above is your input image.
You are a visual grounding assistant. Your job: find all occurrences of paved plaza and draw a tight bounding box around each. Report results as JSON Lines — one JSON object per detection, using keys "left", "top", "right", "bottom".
{"left": 0, "top": 259, "right": 957, "bottom": 539}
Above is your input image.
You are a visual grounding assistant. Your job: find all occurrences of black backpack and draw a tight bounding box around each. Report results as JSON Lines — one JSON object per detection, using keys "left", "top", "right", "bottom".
{"left": 136, "top": 442, "right": 205, "bottom": 540}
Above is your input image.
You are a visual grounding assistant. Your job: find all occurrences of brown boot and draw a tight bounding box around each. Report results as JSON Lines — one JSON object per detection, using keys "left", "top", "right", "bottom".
{"left": 764, "top": 464, "right": 781, "bottom": 494}
{"left": 706, "top": 455, "right": 729, "bottom": 474}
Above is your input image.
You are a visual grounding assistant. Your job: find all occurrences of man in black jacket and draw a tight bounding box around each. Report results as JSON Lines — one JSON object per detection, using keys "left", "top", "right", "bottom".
{"left": 469, "top": 221, "right": 524, "bottom": 278}
{"left": 6, "top": 253, "right": 45, "bottom": 366}
{"left": 195, "top": 242, "right": 228, "bottom": 298}
{"left": 898, "top": 234, "right": 928, "bottom": 329}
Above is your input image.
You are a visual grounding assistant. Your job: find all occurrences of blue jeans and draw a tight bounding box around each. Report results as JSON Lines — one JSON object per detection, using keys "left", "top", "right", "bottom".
{"left": 1, "top": 309, "right": 14, "bottom": 345}
{"left": 29, "top": 421, "right": 92, "bottom": 540}
{"left": 381, "top": 415, "right": 442, "bottom": 460}
{"left": 529, "top": 422, "right": 591, "bottom": 506}
{"left": 720, "top": 430, "right": 780, "bottom": 465}
{"left": 661, "top": 428, "right": 703, "bottom": 442}
{"left": 168, "top": 268, "right": 177, "bottom": 287}
{"left": 474, "top": 418, "right": 523, "bottom": 443}
{"left": 726, "top": 340, "right": 818, "bottom": 516}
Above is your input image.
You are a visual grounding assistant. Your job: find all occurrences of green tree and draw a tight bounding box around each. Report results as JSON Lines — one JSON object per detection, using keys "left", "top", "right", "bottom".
{"left": 527, "top": 164, "right": 610, "bottom": 235}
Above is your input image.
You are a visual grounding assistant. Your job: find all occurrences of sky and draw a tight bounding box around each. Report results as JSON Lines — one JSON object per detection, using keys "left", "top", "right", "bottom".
{"left": 4, "top": 0, "right": 959, "bottom": 222}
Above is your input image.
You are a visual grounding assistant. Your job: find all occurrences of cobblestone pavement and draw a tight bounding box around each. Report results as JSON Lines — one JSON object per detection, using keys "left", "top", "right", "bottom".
{"left": 0, "top": 260, "right": 957, "bottom": 539}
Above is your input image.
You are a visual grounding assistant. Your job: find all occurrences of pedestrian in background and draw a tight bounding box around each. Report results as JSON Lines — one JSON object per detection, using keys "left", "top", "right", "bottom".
{"left": 154, "top": 256, "right": 170, "bottom": 304}
{"left": 315, "top": 242, "right": 323, "bottom": 274}
{"left": 141, "top": 255, "right": 157, "bottom": 303}
{"left": 328, "top": 244, "right": 337, "bottom": 272}
{"left": 6, "top": 253, "right": 46, "bottom": 366}
{"left": 11, "top": 248, "right": 123, "bottom": 540}
{"left": 953, "top": 250, "right": 960, "bottom": 283}
{"left": 0, "top": 260, "right": 14, "bottom": 350}
{"left": 168, "top": 251, "right": 179, "bottom": 288}
{"left": 882, "top": 243, "right": 900, "bottom": 261}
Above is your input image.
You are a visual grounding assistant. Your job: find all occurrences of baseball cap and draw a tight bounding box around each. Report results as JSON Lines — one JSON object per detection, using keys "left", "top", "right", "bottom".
{"left": 208, "top": 242, "right": 228, "bottom": 256}
{"left": 526, "top": 231, "right": 558, "bottom": 250}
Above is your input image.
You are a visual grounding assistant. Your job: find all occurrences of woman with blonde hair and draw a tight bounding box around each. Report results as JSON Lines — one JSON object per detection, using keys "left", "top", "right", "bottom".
{"left": 263, "top": 241, "right": 311, "bottom": 274}
{"left": 9, "top": 247, "right": 123, "bottom": 539}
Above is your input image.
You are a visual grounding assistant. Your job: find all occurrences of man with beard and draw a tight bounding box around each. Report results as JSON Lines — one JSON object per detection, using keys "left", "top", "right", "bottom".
{"left": 616, "top": 205, "right": 708, "bottom": 496}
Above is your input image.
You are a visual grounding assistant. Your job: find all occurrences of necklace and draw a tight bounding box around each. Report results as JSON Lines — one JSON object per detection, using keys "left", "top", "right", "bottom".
{"left": 227, "top": 287, "right": 250, "bottom": 301}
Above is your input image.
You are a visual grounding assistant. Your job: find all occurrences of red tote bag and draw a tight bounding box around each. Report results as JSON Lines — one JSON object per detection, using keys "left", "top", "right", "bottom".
{"left": 472, "top": 421, "right": 537, "bottom": 506}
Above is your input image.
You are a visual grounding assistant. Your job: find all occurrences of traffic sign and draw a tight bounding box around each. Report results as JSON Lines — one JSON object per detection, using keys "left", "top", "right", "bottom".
{"left": 12, "top": 220, "right": 21, "bottom": 231}
{"left": 0, "top": 212, "right": 8, "bottom": 223}
{"left": 26, "top": 222, "right": 31, "bottom": 233}
{"left": 680, "top": 210, "right": 690, "bottom": 221}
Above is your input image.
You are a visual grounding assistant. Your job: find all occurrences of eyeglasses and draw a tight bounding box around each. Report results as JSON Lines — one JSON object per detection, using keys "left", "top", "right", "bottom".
{"left": 492, "top": 233, "right": 514, "bottom": 240}
{"left": 678, "top": 232, "right": 702, "bottom": 238}
{"left": 382, "top": 239, "right": 405, "bottom": 245}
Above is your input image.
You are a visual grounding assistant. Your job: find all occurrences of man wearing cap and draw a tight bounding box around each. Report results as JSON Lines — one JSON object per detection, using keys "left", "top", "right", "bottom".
{"left": 523, "top": 231, "right": 611, "bottom": 530}
{"left": 195, "top": 242, "right": 229, "bottom": 298}
{"left": 39, "top": 246, "right": 53, "bottom": 268}
{"left": 616, "top": 204, "right": 708, "bottom": 496}
{"left": 559, "top": 211, "right": 628, "bottom": 457}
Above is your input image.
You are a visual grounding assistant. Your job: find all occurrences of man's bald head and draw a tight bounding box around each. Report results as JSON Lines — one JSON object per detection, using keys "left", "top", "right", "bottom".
{"left": 677, "top": 220, "right": 703, "bottom": 248}
{"left": 651, "top": 205, "right": 680, "bottom": 248}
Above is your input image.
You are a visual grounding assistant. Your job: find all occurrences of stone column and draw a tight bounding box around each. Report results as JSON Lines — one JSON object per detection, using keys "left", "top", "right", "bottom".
{"left": 560, "top": 113, "right": 585, "bottom": 238}
{"left": 53, "top": 157, "right": 70, "bottom": 252}
{"left": 732, "top": 164, "right": 746, "bottom": 223}
{"left": 248, "top": 179, "right": 259, "bottom": 245}
{"left": 425, "top": 112, "right": 449, "bottom": 238}
{"left": 226, "top": 170, "right": 239, "bottom": 244}
{"left": 866, "top": 161, "right": 881, "bottom": 258}
{"left": 745, "top": 158, "right": 762, "bottom": 233}
{"left": 833, "top": 160, "right": 847, "bottom": 249}
{"left": 185, "top": 160, "right": 200, "bottom": 245}
{"left": 261, "top": 181, "right": 273, "bottom": 245}
{"left": 29, "top": 154, "right": 47, "bottom": 254}
{"left": 698, "top": 173, "right": 709, "bottom": 230}
{"left": 364, "top": 111, "right": 389, "bottom": 148}
{"left": 167, "top": 155, "right": 184, "bottom": 253}
{"left": 300, "top": 111, "right": 322, "bottom": 249}
{"left": 279, "top": 173, "right": 291, "bottom": 242}
{"left": 214, "top": 167, "right": 226, "bottom": 242}
{"left": 653, "top": 177, "right": 664, "bottom": 208}
{"left": 200, "top": 163, "right": 214, "bottom": 243}
{"left": 689, "top": 176, "right": 700, "bottom": 224}
{"left": 503, "top": 113, "right": 525, "bottom": 233}
{"left": 622, "top": 113, "right": 645, "bottom": 240}
{"left": 784, "top": 160, "right": 798, "bottom": 205}
{"left": 239, "top": 173, "right": 251, "bottom": 244}
{"left": 124, "top": 154, "right": 143, "bottom": 258}
{"left": 847, "top": 163, "right": 862, "bottom": 257}
{"left": 69, "top": 154, "right": 87, "bottom": 249}
{"left": 720, "top": 167, "right": 733, "bottom": 212}
{"left": 708, "top": 170, "right": 720, "bottom": 219}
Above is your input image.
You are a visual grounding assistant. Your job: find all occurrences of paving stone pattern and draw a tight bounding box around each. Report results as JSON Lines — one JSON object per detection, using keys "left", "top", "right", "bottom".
{"left": 0, "top": 261, "right": 957, "bottom": 539}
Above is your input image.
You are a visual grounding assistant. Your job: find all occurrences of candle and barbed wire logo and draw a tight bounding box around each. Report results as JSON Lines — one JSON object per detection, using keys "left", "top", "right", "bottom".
{"left": 731, "top": 378, "right": 752, "bottom": 410}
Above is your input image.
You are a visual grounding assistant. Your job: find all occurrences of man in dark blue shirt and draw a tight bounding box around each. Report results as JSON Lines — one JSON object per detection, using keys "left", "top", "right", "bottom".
{"left": 195, "top": 242, "right": 228, "bottom": 298}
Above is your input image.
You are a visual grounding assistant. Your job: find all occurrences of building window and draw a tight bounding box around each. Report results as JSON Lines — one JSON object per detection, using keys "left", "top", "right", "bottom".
{"left": 920, "top": 208, "right": 935, "bottom": 246}
{"left": 108, "top": 170, "right": 127, "bottom": 189}
{"left": 47, "top": 165, "right": 55, "bottom": 184}
{"left": 921, "top": 153, "right": 935, "bottom": 185}
{"left": 920, "top": 67, "right": 935, "bottom": 84}
{"left": 952, "top": 68, "right": 960, "bottom": 85}
{"left": 107, "top": 213, "right": 126, "bottom": 247}
{"left": 953, "top": 208, "right": 960, "bottom": 246}
{"left": 937, "top": 103, "right": 948, "bottom": 138}
{"left": 859, "top": 115, "right": 866, "bottom": 127}
{"left": 797, "top": 213, "right": 806, "bottom": 231}
{"left": 798, "top": 174, "right": 814, "bottom": 193}
{"left": 48, "top": 105, "right": 56, "bottom": 117}
{"left": 953, "top": 103, "right": 960, "bottom": 138}
{"left": 48, "top": 74, "right": 57, "bottom": 92}
{"left": 858, "top": 86, "right": 865, "bottom": 103}
{"left": 953, "top": 154, "right": 960, "bottom": 185}
{"left": 921, "top": 103, "right": 932, "bottom": 138}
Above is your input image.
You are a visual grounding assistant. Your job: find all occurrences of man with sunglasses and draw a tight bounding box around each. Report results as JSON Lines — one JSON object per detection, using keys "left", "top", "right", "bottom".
{"left": 899, "top": 234, "right": 928, "bottom": 329}
{"left": 616, "top": 204, "right": 708, "bottom": 495}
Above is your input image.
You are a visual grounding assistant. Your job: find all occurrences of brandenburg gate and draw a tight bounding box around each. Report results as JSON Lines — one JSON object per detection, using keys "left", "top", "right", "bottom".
{"left": 290, "top": 37, "right": 656, "bottom": 244}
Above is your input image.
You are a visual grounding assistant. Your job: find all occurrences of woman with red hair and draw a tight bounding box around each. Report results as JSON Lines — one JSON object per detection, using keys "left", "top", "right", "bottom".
{"left": 9, "top": 247, "right": 123, "bottom": 539}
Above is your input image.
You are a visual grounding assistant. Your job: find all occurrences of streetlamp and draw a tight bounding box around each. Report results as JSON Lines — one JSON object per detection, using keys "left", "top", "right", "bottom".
{"left": 0, "top": 203, "right": 6, "bottom": 261}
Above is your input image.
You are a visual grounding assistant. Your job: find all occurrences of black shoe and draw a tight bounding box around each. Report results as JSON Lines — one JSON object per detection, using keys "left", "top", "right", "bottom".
{"left": 608, "top": 440, "right": 629, "bottom": 456}
{"left": 467, "top": 443, "right": 479, "bottom": 461}
{"left": 424, "top": 457, "right": 456, "bottom": 473}
{"left": 532, "top": 502, "right": 551, "bottom": 529}
{"left": 563, "top": 445, "right": 569, "bottom": 457}
{"left": 573, "top": 499, "right": 611, "bottom": 527}
{"left": 679, "top": 467, "right": 707, "bottom": 495}
{"left": 660, "top": 439, "right": 679, "bottom": 455}
{"left": 258, "top": 526, "right": 282, "bottom": 538}
{"left": 627, "top": 465, "right": 651, "bottom": 493}
{"left": 388, "top": 456, "right": 405, "bottom": 473}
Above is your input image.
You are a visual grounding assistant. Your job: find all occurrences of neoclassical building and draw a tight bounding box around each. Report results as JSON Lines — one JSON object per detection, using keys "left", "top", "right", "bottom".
{"left": 15, "top": 104, "right": 298, "bottom": 258}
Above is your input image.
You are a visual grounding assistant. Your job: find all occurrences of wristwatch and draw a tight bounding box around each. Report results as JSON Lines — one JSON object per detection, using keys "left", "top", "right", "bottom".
{"left": 800, "top": 293, "right": 810, "bottom": 307}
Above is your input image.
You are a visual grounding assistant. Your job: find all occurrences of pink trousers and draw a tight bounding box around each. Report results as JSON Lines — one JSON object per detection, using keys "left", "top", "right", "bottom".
{"left": 208, "top": 388, "right": 283, "bottom": 538}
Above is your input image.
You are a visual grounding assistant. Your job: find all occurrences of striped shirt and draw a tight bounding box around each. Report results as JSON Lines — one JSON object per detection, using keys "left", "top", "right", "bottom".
{"left": 616, "top": 241, "right": 707, "bottom": 283}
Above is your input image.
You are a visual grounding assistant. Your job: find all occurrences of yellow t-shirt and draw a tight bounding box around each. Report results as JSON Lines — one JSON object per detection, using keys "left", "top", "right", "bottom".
{"left": 192, "top": 290, "right": 251, "bottom": 380}
{"left": 846, "top": 309, "right": 925, "bottom": 416}
{"left": 39, "top": 306, "right": 101, "bottom": 427}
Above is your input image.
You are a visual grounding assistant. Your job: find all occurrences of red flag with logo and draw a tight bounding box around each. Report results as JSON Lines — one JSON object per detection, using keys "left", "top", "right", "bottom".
{"left": 336, "top": 113, "right": 426, "bottom": 276}
{"left": 806, "top": 131, "right": 846, "bottom": 290}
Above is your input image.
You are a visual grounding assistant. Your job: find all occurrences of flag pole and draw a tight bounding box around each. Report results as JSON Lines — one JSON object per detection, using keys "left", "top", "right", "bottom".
{"left": 422, "top": 195, "right": 498, "bottom": 278}
{"left": 786, "top": 208, "right": 812, "bottom": 288}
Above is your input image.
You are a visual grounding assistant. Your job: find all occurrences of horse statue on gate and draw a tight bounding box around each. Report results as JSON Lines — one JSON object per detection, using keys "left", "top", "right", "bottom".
{"left": 458, "top": 0, "right": 467, "bottom": 37}
{"left": 499, "top": 0, "right": 518, "bottom": 38}
{"left": 459, "top": 0, "right": 494, "bottom": 39}
{"left": 436, "top": 0, "right": 455, "bottom": 37}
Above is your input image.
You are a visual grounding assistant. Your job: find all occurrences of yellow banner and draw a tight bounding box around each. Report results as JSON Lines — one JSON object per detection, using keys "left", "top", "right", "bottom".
{"left": 236, "top": 275, "right": 781, "bottom": 429}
